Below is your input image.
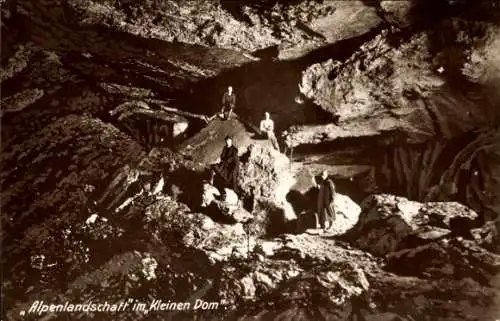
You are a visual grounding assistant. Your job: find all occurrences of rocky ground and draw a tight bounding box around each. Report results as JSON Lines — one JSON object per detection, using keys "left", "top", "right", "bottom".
{"left": 2, "top": 0, "right": 500, "bottom": 320}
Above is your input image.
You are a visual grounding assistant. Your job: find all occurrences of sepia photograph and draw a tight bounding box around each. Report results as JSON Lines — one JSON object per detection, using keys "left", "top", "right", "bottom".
{"left": 1, "top": 0, "right": 500, "bottom": 320}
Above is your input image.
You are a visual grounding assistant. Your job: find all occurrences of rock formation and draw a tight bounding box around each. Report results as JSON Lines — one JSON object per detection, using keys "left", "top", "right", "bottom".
{"left": 290, "top": 14, "right": 500, "bottom": 218}
{"left": 65, "top": 0, "right": 382, "bottom": 60}
{"left": 344, "top": 194, "right": 480, "bottom": 256}
{"left": 296, "top": 19, "right": 500, "bottom": 145}
{"left": 2, "top": 0, "right": 500, "bottom": 320}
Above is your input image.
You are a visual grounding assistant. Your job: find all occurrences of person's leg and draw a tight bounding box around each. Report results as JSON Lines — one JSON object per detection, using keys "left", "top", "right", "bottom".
{"left": 231, "top": 168, "right": 239, "bottom": 194}
{"left": 269, "top": 133, "right": 280, "bottom": 151}
{"left": 226, "top": 107, "right": 234, "bottom": 120}
{"left": 209, "top": 169, "right": 216, "bottom": 185}
{"left": 318, "top": 205, "right": 326, "bottom": 229}
{"left": 325, "top": 202, "right": 336, "bottom": 231}
{"left": 212, "top": 165, "right": 224, "bottom": 191}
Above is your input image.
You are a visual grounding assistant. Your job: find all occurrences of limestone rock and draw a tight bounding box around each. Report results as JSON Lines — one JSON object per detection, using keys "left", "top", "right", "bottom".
{"left": 140, "top": 253, "right": 158, "bottom": 280}
{"left": 239, "top": 143, "right": 293, "bottom": 201}
{"left": 420, "top": 201, "right": 478, "bottom": 228}
{"left": 294, "top": 19, "right": 500, "bottom": 147}
{"left": 345, "top": 194, "right": 481, "bottom": 256}
{"left": 275, "top": 261, "right": 370, "bottom": 307}
{"left": 330, "top": 193, "right": 362, "bottom": 235}
{"left": 386, "top": 237, "right": 500, "bottom": 285}
{"left": 148, "top": 203, "right": 251, "bottom": 262}
{"left": 379, "top": 0, "right": 415, "bottom": 28}
{"left": 239, "top": 275, "right": 256, "bottom": 299}
{"left": 65, "top": 0, "right": 381, "bottom": 60}
{"left": 471, "top": 220, "right": 500, "bottom": 254}
{"left": 254, "top": 240, "right": 283, "bottom": 257}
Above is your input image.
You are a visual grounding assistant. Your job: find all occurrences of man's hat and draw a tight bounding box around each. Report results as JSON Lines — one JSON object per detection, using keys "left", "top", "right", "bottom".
{"left": 225, "top": 135, "right": 233, "bottom": 140}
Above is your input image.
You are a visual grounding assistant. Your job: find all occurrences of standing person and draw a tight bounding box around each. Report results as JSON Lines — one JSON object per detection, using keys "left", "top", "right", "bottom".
{"left": 220, "top": 86, "right": 236, "bottom": 120}
{"left": 215, "top": 135, "right": 240, "bottom": 192}
{"left": 259, "top": 112, "right": 280, "bottom": 151}
{"left": 312, "top": 170, "right": 336, "bottom": 233}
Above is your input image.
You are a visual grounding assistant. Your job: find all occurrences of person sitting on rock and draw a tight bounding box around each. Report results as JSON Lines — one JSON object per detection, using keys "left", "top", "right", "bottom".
{"left": 220, "top": 86, "right": 236, "bottom": 120}
{"left": 259, "top": 112, "right": 280, "bottom": 151}
{"left": 312, "top": 170, "right": 336, "bottom": 233}
{"left": 214, "top": 135, "right": 240, "bottom": 193}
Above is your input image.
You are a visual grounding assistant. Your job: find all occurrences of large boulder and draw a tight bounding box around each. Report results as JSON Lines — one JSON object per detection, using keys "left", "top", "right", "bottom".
{"left": 273, "top": 233, "right": 377, "bottom": 267}
{"left": 377, "top": 0, "right": 478, "bottom": 28}
{"left": 238, "top": 143, "right": 293, "bottom": 201}
{"left": 237, "top": 143, "right": 298, "bottom": 235}
{"left": 180, "top": 118, "right": 298, "bottom": 236}
{"left": 344, "top": 194, "right": 479, "bottom": 256}
{"left": 330, "top": 193, "right": 362, "bottom": 235}
{"left": 366, "top": 271, "right": 500, "bottom": 321}
{"left": 471, "top": 220, "right": 500, "bottom": 254}
{"left": 245, "top": 261, "right": 370, "bottom": 317}
{"left": 144, "top": 196, "right": 255, "bottom": 262}
{"left": 216, "top": 233, "right": 377, "bottom": 315}
{"left": 386, "top": 237, "right": 500, "bottom": 286}
{"left": 379, "top": 0, "right": 415, "bottom": 28}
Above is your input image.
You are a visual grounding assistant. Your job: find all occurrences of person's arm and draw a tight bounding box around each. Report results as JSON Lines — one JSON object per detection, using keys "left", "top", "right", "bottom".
{"left": 259, "top": 120, "right": 265, "bottom": 132}
{"left": 328, "top": 180, "right": 336, "bottom": 198}
{"left": 222, "top": 147, "right": 238, "bottom": 168}
{"left": 269, "top": 120, "right": 274, "bottom": 132}
{"left": 230, "top": 147, "right": 239, "bottom": 165}
{"left": 230, "top": 94, "right": 236, "bottom": 108}
{"left": 219, "top": 147, "right": 228, "bottom": 164}
{"left": 311, "top": 175, "right": 319, "bottom": 188}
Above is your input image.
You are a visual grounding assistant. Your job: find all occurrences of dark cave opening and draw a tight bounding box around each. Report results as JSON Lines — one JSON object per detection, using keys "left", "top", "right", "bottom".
{"left": 169, "top": 25, "right": 384, "bottom": 132}
{"left": 85, "top": 25, "right": 385, "bottom": 153}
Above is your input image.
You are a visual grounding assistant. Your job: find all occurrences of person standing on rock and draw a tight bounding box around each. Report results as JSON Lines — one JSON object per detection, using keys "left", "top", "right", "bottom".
{"left": 215, "top": 135, "right": 240, "bottom": 193}
{"left": 259, "top": 112, "right": 280, "bottom": 151}
{"left": 220, "top": 86, "right": 236, "bottom": 120}
{"left": 312, "top": 170, "right": 336, "bottom": 232}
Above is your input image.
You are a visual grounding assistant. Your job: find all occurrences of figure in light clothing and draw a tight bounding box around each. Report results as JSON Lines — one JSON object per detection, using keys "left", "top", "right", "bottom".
{"left": 259, "top": 112, "right": 279, "bottom": 151}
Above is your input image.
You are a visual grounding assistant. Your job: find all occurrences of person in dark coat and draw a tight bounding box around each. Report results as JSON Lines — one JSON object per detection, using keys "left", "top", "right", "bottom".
{"left": 312, "top": 170, "right": 336, "bottom": 232}
{"left": 214, "top": 135, "right": 240, "bottom": 192}
{"left": 220, "top": 86, "right": 236, "bottom": 120}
